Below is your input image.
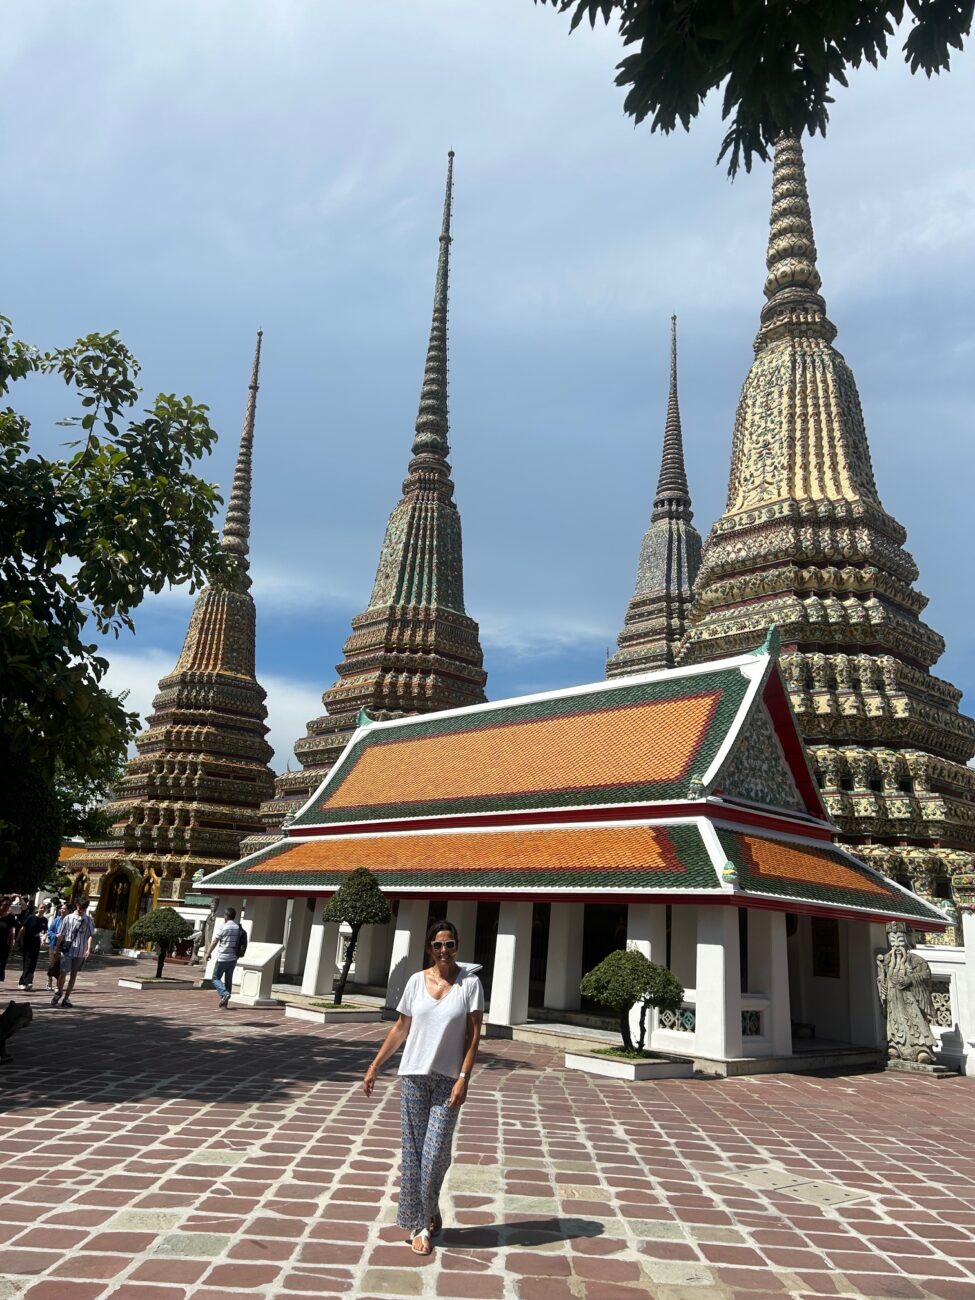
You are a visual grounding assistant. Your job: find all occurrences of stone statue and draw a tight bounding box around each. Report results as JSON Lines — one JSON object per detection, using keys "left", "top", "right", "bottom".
{"left": 191, "top": 897, "right": 220, "bottom": 967}
{"left": 876, "top": 923, "right": 937, "bottom": 1064}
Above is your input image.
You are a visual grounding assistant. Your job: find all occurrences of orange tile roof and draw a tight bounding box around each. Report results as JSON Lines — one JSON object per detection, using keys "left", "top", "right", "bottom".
{"left": 312, "top": 690, "right": 723, "bottom": 822}
{"left": 740, "top": 834, "right": 888, "bottom": 897}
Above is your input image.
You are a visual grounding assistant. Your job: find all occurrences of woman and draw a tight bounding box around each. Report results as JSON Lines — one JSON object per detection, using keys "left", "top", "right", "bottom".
{"left": 363, "top": 920, "right": 483, "bottom": 1257}
{"left": 46, "top": 903, "right": 69, "bottom": 992}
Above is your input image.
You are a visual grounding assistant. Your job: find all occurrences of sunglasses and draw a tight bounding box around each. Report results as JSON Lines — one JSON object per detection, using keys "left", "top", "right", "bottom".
{"left": 431, "top": 940, "right": 457, "bottom": 951}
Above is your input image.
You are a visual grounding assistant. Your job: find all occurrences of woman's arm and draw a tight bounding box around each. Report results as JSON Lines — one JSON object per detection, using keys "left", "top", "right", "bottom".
{"left": 363, "top": 1015, "right": 412, "bottom": 1096}
{"left": 449, "top": 1010, "right": 484, "bottom": 1108}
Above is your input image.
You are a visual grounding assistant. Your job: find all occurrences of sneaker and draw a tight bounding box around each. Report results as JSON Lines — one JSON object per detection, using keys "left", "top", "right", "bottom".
{"left": 219, "top": 995, "right": 230, "bottom": 1008}
{"left": 61, "top": 999, "right": 73, "bottom": 1009}
{"left": 50, "top": 993, "right": 61, "bottom": 1006}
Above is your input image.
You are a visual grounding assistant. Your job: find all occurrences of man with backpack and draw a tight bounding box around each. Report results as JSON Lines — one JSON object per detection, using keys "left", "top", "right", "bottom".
{"left": 205, "top": 906, "right": 247, "bottom": 1009}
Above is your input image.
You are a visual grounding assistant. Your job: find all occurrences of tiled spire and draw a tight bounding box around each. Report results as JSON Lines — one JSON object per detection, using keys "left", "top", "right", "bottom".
{"left": 219, "top": 329, "right": 262, "bottom": 590}
{"left": 243, "top": 155, "right": 487, "bottom": 849}
{"left": 606, "top": 316, "right": 701, "bottom": 677}
{"left": 411, "top": 151, "right": 453, "bottom": 461}
{"left": 680, "top": 135, "right": 975, "bottom": 925}
{"left": 653, "top": 315, "right": 691, "bottom": 513}
{"left": 81, "top": 334, "right": 276, "bottom": 924}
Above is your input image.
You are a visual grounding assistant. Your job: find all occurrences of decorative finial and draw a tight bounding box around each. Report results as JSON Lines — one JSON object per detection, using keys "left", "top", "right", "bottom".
{"left": 220, "top": 330, "right": 262, "bottom": 591}
{"left": 410, "top": 153, "right": 454, "bottom": 462}
{"left": 756, "top": 136, "right": 836, "bottom": 352}
{"left": 753, "top": 624, "right": 781, "bottom": 659}
{"left": 651, "top": 314, "right": 691, "bottom": 518}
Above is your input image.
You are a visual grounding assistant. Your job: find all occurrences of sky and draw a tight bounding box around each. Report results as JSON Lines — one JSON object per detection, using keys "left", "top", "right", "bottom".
{"left": 3, "top": 1, "right": 974, "bottom": 770}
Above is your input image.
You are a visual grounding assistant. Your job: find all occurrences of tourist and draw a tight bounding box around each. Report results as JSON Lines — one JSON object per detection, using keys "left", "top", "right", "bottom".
{"left": 205, "top": 906, "right": 243, "bottom": 1009}
{"left": 17, "top": 902, "right": 48, "bottom": 991}
{"left": 362, "top": 920, "right": 483, "bottom": 1257}
{"left": 46, "top": 903, "right": 69, "bottom": 991}
{"left": 51, "top": 898, "right": 95, "bottom": 1008}
{"left": 0, "top": 897, "right": 14, "bottom": 984}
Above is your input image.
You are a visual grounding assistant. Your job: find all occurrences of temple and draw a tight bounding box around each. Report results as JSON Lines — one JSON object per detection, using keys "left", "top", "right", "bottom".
{"left": 242, "top": 152, "right": 487, "bottom": 854}
{"left": 199, "top": 639, "right": 946, "bottom": 1072}
{"left": 607, "top": 315, "right": 701, "bottom": 676}
{"left": 679, "top": 137, "right": 975, "bottom": 935}
{"left": 80, "top": 334, "right": 277, "bottom": 943}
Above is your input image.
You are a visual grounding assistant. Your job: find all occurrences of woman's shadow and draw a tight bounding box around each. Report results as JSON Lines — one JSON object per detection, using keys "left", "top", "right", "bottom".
{"left": 441, "top": 1217, "right": 604, "bottom": 1248}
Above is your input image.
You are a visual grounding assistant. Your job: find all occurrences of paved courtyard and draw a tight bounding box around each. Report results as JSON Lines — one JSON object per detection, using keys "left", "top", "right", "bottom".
{"left": 1, "top": 963, "right": 974, "bottom": 1300}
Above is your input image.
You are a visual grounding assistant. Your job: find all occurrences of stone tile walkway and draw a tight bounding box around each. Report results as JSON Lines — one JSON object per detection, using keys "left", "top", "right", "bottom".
{"left": 1, "top": 963, "right": 974, "bottom": 1300}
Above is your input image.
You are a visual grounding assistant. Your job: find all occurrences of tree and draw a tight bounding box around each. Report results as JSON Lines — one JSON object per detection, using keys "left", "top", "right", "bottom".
{"left": 323, "top": 869, "right": 393, "bottom": 1005}
{"left": 128, "top": 908, "right": 194, "bottom": 979}
{"left": 580, "top": 948, "right": 685, "bottom": 1051}
{"left": 0, "top": 315, "right": 228, "bottom": 892}
{"left": 53, "top": 752, "right": 127, "bottom": 843}
{"left": 535, "top": 2, "right": 973, "bottom": 175}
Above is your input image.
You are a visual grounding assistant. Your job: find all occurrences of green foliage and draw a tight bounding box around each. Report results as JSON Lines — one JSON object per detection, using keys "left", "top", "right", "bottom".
{"left": 0, "top": 762, "right": 62, "bottom": 892}
{"left": 129, "top": 908, "right": 194, "bottom": 946}
{"left": 129, "top": 907, "right": 194, "bottom": 979}
{"left": 535, "top": 2, "right": 973, "bottom": 175}
{"left": 0, "top": 314, "right": 227, "bottom": 886}
{"left": 323, "top": 868, "right": 393, "bottom": 928}
{"left": 53, "top": 752, "right": 126, "bottom": 842}
{"left": 581, "top": 948, "right": 685, "bottom": 1050}
{"left": 324, "top": 869, "right": 392, "bottom": 1004}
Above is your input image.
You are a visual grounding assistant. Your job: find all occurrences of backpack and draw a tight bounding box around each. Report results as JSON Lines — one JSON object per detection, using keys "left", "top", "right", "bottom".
{"left": 235, "top": 925, "right": 248, "bottom": 959}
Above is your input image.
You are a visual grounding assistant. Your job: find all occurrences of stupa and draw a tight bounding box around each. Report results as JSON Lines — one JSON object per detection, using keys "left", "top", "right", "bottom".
{"left": 679, "top": 136, "right": 975, "bottom": 930}
{"left": 243, "top": 152, "right": 487, "bottom": 852}
{"left": 81, "top": 334, "right": 277, "bottom": 941}
{"left": 606, "top": 315, "right": 701, "bottom": 676}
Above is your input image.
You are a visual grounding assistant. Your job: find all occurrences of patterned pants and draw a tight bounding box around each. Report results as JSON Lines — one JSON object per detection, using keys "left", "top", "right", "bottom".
{"left": 397, "top": 1073, "right": 460, "bottom": 1231}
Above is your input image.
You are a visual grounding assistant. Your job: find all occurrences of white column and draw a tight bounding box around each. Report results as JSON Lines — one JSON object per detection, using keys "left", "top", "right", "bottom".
{"left": 626, "top": 904, "right": 667, "bottom": 1045}
{"left": 961, "top": 911, "right": 975, "bottom": 1077}
{"left": 244, "top": 895, "right": 288, "bottom": 944}
{"left": 847, "top": 920, "right": 886, "bottom": 1047}
{"left": 351, "top": 920, "right": 393, "bottom": 987}
{"left": 446, "top": 900, "right": 478, "bottom": 958}
{"left": 281, "top": 898, "right": 315, "bottom": 978}
{"left": 489, "top": 901, "right": 533, "bottom": 1028}
{"left": 694, "top": 905, "right": 742, "bottom": 1060}
{"left": 746, "top": 910, "right": 792, "bottom": 1056}
{"left": 544, "top": 902, "right": 585, "bottom": 1012}
{"left": 385, "top": 898, "right": 429, "bottom": 1009}
{"left": 300, "top": 911, "right": 341, "bottom": 998}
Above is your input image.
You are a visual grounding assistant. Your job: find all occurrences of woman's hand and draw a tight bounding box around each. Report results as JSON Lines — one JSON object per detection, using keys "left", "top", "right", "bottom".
{"left": 363, "top": 1065, "right": 378, "bottom": 1097}
{"left": 448, "top": 1076, "right": 468, "bottom": 1109}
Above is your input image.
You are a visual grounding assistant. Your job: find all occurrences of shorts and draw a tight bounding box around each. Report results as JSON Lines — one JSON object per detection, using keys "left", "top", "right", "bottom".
{"left": 60, "top": 955, "right": 85, "bottom": 974}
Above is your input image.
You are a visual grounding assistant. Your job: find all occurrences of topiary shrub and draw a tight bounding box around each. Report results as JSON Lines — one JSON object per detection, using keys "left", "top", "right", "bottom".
{"left": 323, "top": 868, "right": 392, "bottom": 1004}
{"left": 580, "top": 948, "right": 685, "bottom": 1052}
{"left": 128, "top": 908, "right": 194, "bottom": 980}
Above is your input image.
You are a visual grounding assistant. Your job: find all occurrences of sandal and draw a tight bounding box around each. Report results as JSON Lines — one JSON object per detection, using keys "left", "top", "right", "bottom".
{"left": 409, "top": 1228, "right": 432, "bottom": 1255}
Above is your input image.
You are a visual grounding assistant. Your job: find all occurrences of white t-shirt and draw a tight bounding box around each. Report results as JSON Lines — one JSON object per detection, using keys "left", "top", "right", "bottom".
{"left": 397, "top": 967, "right": 484, "bottom": 1079}
{"left": 213, "top": 921, "right": 242, "bottom": 962}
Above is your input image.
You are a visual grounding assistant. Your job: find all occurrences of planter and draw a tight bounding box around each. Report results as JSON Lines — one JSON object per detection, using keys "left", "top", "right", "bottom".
{"left": 285, "top": 1004, "right": 382, "bottom": 1025}
{"left": 564, "top": 1050, "right": 694, "bottom": 1081}
{"left": 117, "top": 977, "right": 196, "bottom": 991}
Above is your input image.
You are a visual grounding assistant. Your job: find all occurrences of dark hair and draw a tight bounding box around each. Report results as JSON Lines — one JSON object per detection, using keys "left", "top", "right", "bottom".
{"left": 425, "top": 919, "right": 459, "bottom": 949}
{"left": 77, "top": 897, "right": 90, "bottom": 909}
{"left": 224, "top": 906, "right": 237, "bottom": 920}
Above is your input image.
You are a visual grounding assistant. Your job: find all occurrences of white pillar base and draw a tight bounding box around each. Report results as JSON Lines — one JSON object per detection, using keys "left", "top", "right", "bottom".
{"left": 544, "top": 903, "right": 585, "bottom": 1012}
{"left": 694, "top": 905, "right": 742, "bottom": 1060}
{"left": 489, "top": 901, "right": 533, "bottom": 1028}
{"left": 386, "top": 899, "right": 429, "bottom": 1010}
{"left": 281, "top": 898, "right": 315, "bottom": 978}
{"left": 626, "top": 903, "right": 667, "bottom": 1046}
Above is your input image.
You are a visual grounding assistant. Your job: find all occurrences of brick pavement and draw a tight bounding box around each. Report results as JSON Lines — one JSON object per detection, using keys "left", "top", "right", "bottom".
{"left": 1, "top": 963, "right": 974, "bottom": 1300}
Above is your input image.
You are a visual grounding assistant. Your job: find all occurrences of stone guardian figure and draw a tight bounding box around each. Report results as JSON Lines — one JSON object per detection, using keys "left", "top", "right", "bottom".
{"left": 876, "top": 922, "right": 937, "bottom": 1064}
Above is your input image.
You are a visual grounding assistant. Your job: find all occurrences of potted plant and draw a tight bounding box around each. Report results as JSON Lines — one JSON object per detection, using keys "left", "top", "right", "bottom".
{"left": 120, "top": 910, "right": 195, "bottom": 988}
{"left": 567, "top": 949, "right": 692, "bottom": 1080}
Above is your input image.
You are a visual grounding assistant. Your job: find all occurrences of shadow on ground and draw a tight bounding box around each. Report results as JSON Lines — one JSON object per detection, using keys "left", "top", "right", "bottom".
{"left": 0, "top": 964, "right": 540, "bottom": 1106}
{"left": 441, "top": 1217, "right": 604, "bottom": 1248}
